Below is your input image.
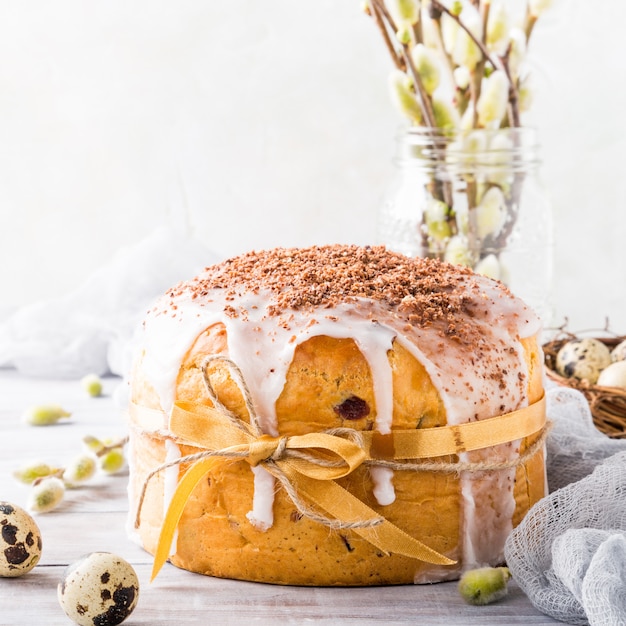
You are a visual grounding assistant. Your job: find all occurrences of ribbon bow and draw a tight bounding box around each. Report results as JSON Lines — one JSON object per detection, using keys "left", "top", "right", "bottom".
{"left": 133, "top": 356, "right": 547, "bottom": 581}
{"left": 171, "top": 400, "right": 368, "bottom": 481}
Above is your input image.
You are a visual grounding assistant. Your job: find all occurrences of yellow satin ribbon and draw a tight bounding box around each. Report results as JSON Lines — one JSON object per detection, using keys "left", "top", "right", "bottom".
{"left": 133, "top": 394, "right": 546, "bottom": 581}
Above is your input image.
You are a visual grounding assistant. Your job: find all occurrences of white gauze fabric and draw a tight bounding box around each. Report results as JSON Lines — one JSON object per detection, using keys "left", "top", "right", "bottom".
{"left": 545, "top": 384, "right": 626, "bottom": 491}
{"left": 505, "top": 385, "right": 626, "bottom": 626}
{"left": 0, "top": 227, "right": 217, "bottom": 379}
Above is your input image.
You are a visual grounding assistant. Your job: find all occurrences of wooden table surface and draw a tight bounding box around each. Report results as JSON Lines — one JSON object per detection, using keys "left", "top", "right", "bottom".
{"left": 0, "top": 370, "right": 562, "bottom": 625}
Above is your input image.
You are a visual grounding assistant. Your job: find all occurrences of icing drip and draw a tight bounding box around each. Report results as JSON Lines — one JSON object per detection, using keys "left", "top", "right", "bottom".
{"left": 370, "top": 466, "right": 396, "bottom": 506}
{"left": 246, "top": 466, "right": 275, "bottom": 531}
{"left": 459, "top": 445, "right": 519, "bottom": 568}
{"left": 136, "top": 246, "right": 541, "bottom": 558}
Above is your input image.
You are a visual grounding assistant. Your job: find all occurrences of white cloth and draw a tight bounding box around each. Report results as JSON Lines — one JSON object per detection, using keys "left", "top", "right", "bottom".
{"left": 505, "top": 386, "right": 626, "bottom": 626}
{"left": 0, "top": 227, "right": 218, "bottom": 379}
{"left": 545, "top": 385, "right": 626, "bottom": 492}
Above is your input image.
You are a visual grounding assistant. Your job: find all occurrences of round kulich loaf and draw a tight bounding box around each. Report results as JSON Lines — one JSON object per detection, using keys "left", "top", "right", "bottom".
{"left": 127, "top": 244, "right": 546, "bottom": 586}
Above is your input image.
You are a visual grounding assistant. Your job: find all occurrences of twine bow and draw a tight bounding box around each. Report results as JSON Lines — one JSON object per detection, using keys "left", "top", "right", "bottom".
{"left": 133, "top": 356, "right": 547, "bottom": 581}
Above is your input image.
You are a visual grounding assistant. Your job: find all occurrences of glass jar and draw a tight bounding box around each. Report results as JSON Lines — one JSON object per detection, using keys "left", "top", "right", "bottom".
{"left": 378, "top": 127, "right": 553, "bottom": 324}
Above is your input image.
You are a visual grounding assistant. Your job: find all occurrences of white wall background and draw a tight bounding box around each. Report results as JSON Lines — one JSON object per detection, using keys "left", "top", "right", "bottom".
{"left": 0, "top": 0, "right": 624, "bottom": 332}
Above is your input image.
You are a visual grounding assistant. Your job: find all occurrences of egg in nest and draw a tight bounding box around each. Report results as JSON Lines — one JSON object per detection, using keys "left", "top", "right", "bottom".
{"left": 611, "top": 339, "right": 626, "bottom": 363}
{"left": 556, "top": 338, "right": 611, "bottom": 384}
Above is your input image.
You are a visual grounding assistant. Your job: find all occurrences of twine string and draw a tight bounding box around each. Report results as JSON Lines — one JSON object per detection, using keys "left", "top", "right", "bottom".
{"left": 201, "top": 355, "right": 259, "bottom": 435}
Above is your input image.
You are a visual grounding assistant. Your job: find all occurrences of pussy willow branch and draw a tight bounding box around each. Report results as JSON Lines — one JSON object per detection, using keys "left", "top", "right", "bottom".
{"left": 370, "top": 0, "right": 402, "bottom": 49}
{"left": 429, "top": 13, "right": 457, "bottom": 96}
{"left": 371, "top": 0, "right": 437, "bottom": 128}
{"left": 480, "top": 1, "right": 491, "bottom": 40}
{"left": 412, "top": 19, "right": 423, "bottom": 46}
{"left": 401, "top": 46, "right": 437, "bottom": 128}
{"left": 369, "top": 1, "right": 529, "bottom": 130}
{"left": 471, "top": 0, "right": 491, "bottom": 125}
{"left": 430, "top": 0, "right": 522, "bottom": 128}
{"left": 470, "top": 64, "right": 486, "bottom": 128}
{"left": 430, "top": 0, "right": 503, "bottom": 74}
{"left": 500, "top": 44, "right": 521, "bottom": 128}
{"left": 369, "top": 0, "right": 405, "bottom": 71}
{"left": 524, "top": 7, "right": 538, "bottom": 40}
{"left": 370, "top": 0, "right": 396, "bottom": 29}
{"left": 95, "top": 436, "right": 129, "bottom": 458}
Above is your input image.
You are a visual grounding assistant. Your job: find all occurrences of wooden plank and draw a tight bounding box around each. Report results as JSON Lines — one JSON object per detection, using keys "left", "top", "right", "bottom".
{"left": 0, "top": 564, "right": 559, "bottom": 625}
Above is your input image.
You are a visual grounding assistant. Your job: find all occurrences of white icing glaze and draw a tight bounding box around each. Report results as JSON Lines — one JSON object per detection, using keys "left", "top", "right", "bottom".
{"left": 246, "top": 466, "right": 275, "bottom": 531}
{"left": 136, "top": 266, "right": 541, "bottom": 562}
{"left": 125, "top": 431, "right": 143, "bottom": 547}
{"left": 370, "top": 466, "right": 396, "bottom": 506}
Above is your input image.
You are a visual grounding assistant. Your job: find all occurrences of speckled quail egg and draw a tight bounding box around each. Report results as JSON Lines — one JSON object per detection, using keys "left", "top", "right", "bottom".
{"left": 58, "top": 552, "right": 139, "bottom": 626}
{"left": 611, "top": 339, "right": 626, "bottom": 363}
{"left": 555, "top": 338, "right": 612, "bottom": 384}
{"left": 597, "top": 360, "right": 626, "bottom": 389}
{"left": 0, "top": 501, "right": 43, "bottom": 577}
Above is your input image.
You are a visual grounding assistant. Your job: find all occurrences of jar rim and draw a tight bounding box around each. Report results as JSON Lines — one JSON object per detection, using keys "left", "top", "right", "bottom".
{"left": 399, "top": 125, "right": 538, "bottom": 142}
{"left": 395, "top": 125, "right": 541, "bottom": 168}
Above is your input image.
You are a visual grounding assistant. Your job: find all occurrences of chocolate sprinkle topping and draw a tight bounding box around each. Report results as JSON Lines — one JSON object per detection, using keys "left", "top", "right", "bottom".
{"left": 163, "top": 245, "right": 515, "bottom": 340}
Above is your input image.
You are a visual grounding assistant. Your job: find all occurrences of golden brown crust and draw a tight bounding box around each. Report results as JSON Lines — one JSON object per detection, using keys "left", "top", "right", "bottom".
{"left": 129, "top": 327, "right": 545, "bottom": 586}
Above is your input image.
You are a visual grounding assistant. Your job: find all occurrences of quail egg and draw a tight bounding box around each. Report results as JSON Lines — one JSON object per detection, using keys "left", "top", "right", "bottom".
{"left": 611, "top": 339, "right": 626, "bottom": 363}
{"left": 0, "top": 501, "right": 43, "bottom": 577}
{"left": 555, "top": 338, "right": 612, "bottom": 384}
{"left": 597, "top": 360, "right": 626, "bottom": 389}
{"left": 58, "top": 552, "right": 139, "bottom": 626}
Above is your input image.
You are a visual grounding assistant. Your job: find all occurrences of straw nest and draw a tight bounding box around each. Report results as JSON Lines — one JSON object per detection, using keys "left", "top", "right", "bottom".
{"left": 543, "top": 326, "right": 626, "bottom": 439}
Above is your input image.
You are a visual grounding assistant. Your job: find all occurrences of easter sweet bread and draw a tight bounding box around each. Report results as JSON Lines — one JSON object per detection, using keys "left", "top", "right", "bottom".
{"left": 127, "top": 244, "right": 546, "bottom": 586}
